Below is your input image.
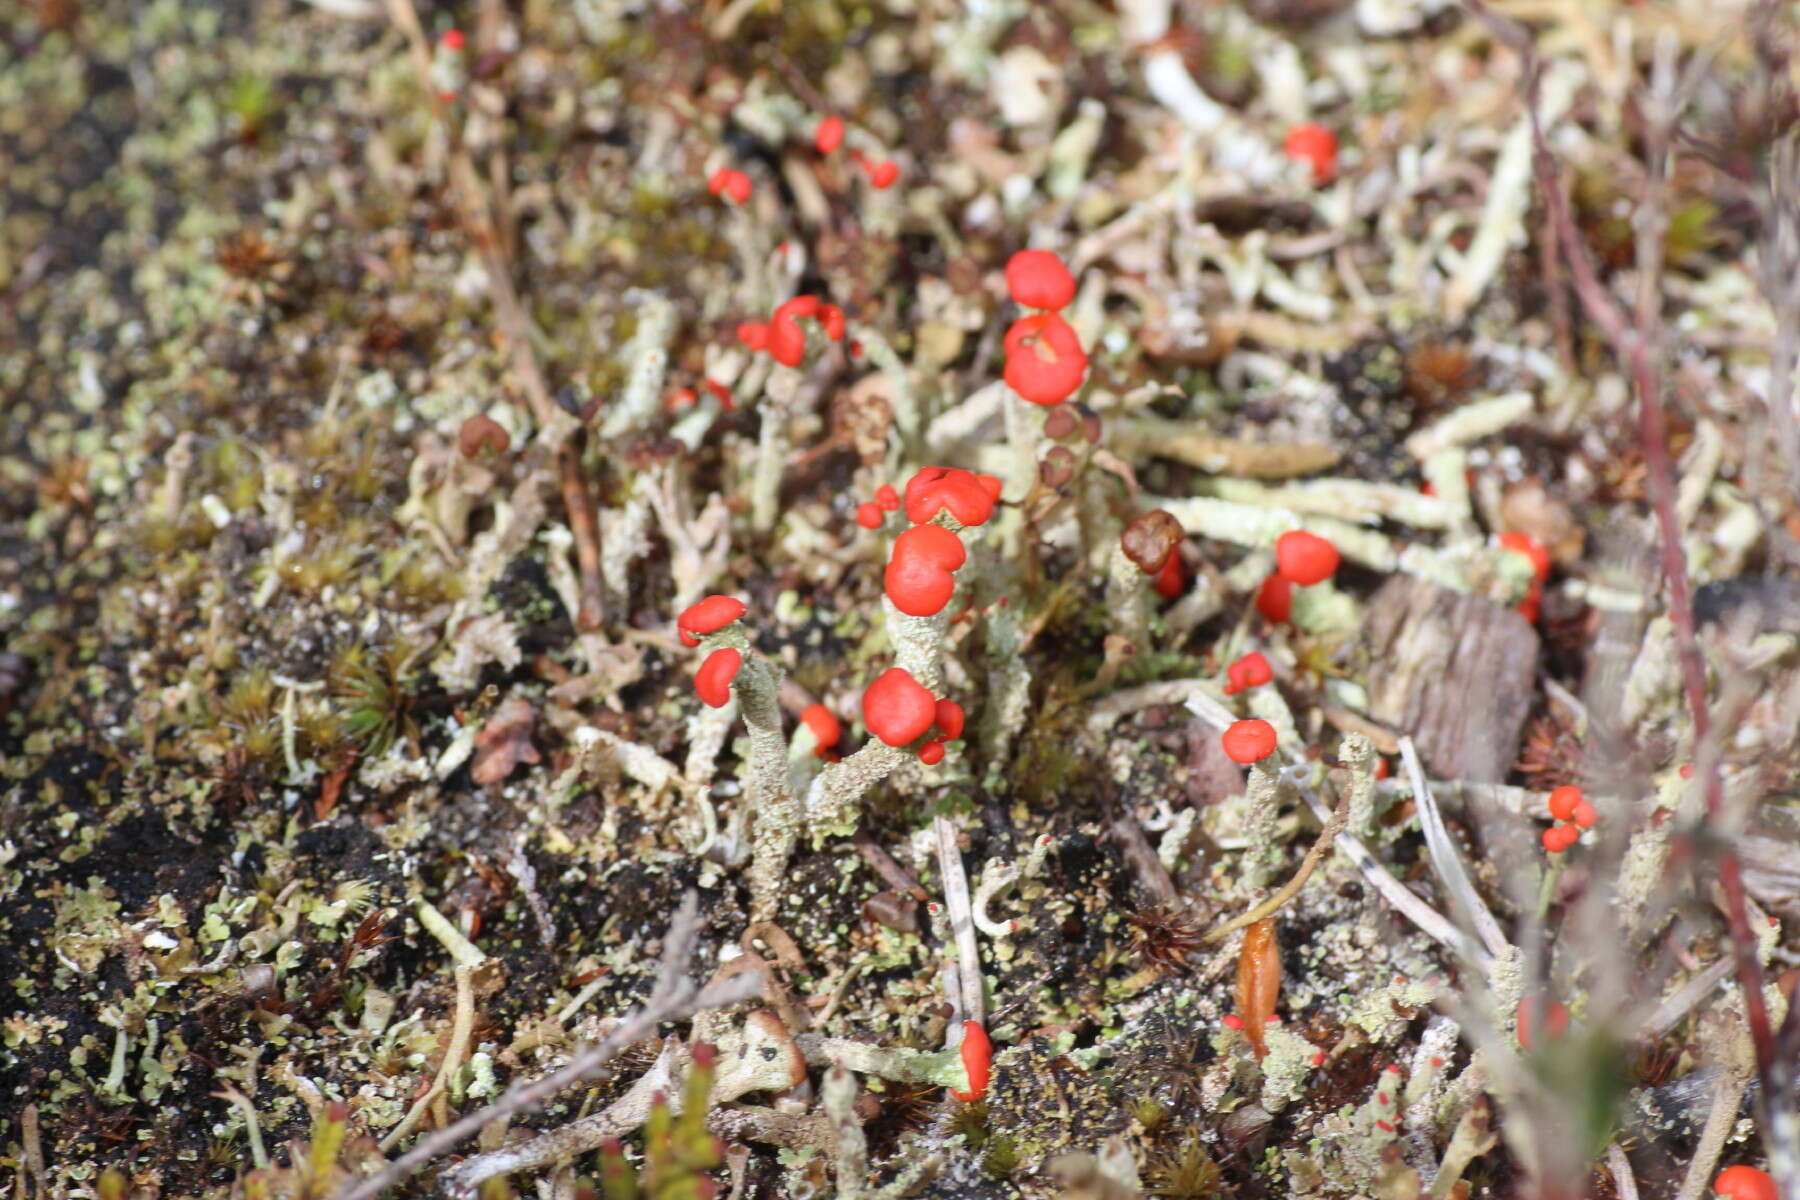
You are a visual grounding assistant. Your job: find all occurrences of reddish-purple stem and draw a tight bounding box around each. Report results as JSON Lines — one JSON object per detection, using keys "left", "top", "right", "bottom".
{"left": 1464, "top": 0, "right": 1776, "bottom": 1077}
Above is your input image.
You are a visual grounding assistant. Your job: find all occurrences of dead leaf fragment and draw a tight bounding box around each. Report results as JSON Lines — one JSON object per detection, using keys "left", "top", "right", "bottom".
{"left": 471, "top": 696, "right": 540, "bottom": 785}
{"left": 1236, "top": 917, "right": 1281, "bottom": 1059}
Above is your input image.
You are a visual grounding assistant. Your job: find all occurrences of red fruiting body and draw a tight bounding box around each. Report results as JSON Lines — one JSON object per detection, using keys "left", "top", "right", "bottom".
{"left": 855, "top": 502, "right": 882, "bottom": 529}
{"left": 694, "top": 648, "right": 741, "bottom": 708}
{"left": 1003, "top": 312, "right": 1088, "bottom": 405}
{"left": 918, "top": 740, "right": 945, "bottom": 765}
{"left": 800, "top": 703, "right": 841, "bottom": 750}
{"left": 1375, "top": 757, "right": 1390, "bottom": 780}
{"left": 862, "top": 668, "right": 937, "bottom": 746}
{"left": 934, "top": 698, "right": 965, "bottom": 741}
{"left": 1256, "top": 574, "right": 1294, "bottom": 623}
{"left": 1274, "top": 530, "right": 1340, "bottom": 586}
{"left": 1547, "top": 785, "right": 1581, "bottom": 822}
{"left": 665, "top": 387, "right": 698, "bottom": 410}
{"left": 1570, "top": 800, "right": 1597, "bottom": 829}
{"left": 1222, "top": 719, "right": 1278, "bottom": 764}
{"left": 1225, "top": 652, "right": 1274, "bottom": 696}
{"left": 1499, "top": 531, "right": 1552, "bottom": 584}
{"left": 885, "top": 524, "right": 968, "bottom": 616}
{"left": 679, "top": 595, "right": 746, "bottom": 638}
{"left": 1283, "top": 123, "right": 1338, "bottom": 183}
{"left": 1541, "top": 825, "right": 1578, "bottom": 854}
{"left": 1222, "top": 1014, "right": 1245, "bottom": 1030}
{"left": 815, "top": 115, "right": 845, "bottom": 154}
{"left": 440, "top": 28, "right": 466, "bottom": 49}
{"left": 706, "top": 169, "right": 751, "bottom": 204}
{"left": 1516, "top": 998, "right": 1569, "bottom": 1050}
{"left": 736, "top": 322, "right": 769, "bottom": 351}
{"left": 702, "top": 378, "right": 735, "bottom": 411}
{"left": 767, "top": 295, "right": 818, "bottom": 367}
{"left": 763, "top": 294, "right": 844, "bottom": 367}
{"left": 865, "top": 158, "right": 899, "bottom": 188}
{"left": 1517, "top": 584, "right": 1543, "bottom": 624}
{"left": 875, "top": 484, "right": 900, "bottom": 511}
{"left": 950, "top": 1021, "right": 992, "bottom": 1102}
{"left": 1714, "top": 1166, "right": 1779, "bottom": 1200}
{"left": 904, "top": 466, "right": 1003, "bottom": 528}
{"left": 1005, "top": 249, "right": 1077, "bottom": 311}
{"left": 1155, "top": 552, "right": 1185, "bottom": 599}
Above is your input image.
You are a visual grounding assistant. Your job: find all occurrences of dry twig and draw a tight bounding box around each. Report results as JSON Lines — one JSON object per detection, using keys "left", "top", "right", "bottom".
{"left": 383, "top": 0, "right": 605, "bottom": 629}
{"left": 334, "top": 894, "right": 762, "bottom": 1200}
{"left": 1461, "top": 0, "right": 1782, "bottom": 1157}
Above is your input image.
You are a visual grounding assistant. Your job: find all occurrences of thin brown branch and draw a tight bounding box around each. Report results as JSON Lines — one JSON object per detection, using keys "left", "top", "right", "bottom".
{"left": 1463, "top": 0, "right": 1781, "bottom": 1140}
{"left": 385, "top": 0, "right": 605, "bottom": 630}
{"left": 558, "top": 437, "right": 606, "bottom": 631}
{"left": 1538, "top": 176, "right": 1576, "bottom": 374}
{"left": 334, "top": 894, "right": 762, "bottom": 1200}
{"left": 1205, "top": 777, "right": 1350, "bottom": 944}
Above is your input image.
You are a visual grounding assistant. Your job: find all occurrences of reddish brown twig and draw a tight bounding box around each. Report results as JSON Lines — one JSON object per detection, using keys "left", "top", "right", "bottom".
{"left": 1466, "top": 0, "right": 1780, "bottom": 1129}
{"left": 558, "top": 438, "right": 606, "bottom": 630}
{"left": 385, "top": 0, "right": 606, "bottom": 630}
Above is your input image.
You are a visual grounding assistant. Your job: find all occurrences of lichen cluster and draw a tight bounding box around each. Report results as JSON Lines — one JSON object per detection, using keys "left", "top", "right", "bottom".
{"left": 5, "top": 0, "right": 1799, "bottom": 1197}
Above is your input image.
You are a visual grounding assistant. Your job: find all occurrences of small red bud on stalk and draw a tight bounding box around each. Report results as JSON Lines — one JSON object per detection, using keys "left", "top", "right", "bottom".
{"left": 1713, "top": 1166, "right": 1779, "bottom": 1200}
{"left": 1282, "top": 122, "right": 1337, "bottom": 183}
{"left": 1003, "top": 312, "right": 1088, "bottom": 405}
{"left": 707, "top": 167, "right": 752, "bottom": 204}
{"left": 1515, "top": 997, "right": 1569, "bottom": 1050}
{"left": 885, "top": 524, "right": 967, "bottom": 617}
{"left": 800, "top": 704, "right": 841, "bottom": 754}
{"left": 1222, "top": 719, "right": 1278, "bottom": 764}
{"left": 702, "top": 378, "right": 735, "bottom": 411}
{"left": 933, "top": 699, "right": 965, "bottom": 740}
{"left": 694, "top": 648, "right": 741, "bottom": 708}
{"left": 862, "top": 668, "right": 936, "bottom": 746}
{"left": 1274, "top": 530, "right": 1340, "bottom": 586}
{"left": 903, "top": 466, "right": 1002, "bottom": 527}
{"left": 1224, "top": 652, "right": 1273, "bottom": 696}
{"left": 1154, "top": 552, "right": 1185, "bottom": 599}
{"left": 949, "top": 1021, "right": 992, "bottom": 1101}
{"left": 864, "top": 158, "right": 899, "bottom": 188}
{"left": 1256, "top": 574, "right": 1293, "bottom": 623}
{"left": 677, "top": 594, "right": 746, "bottom": 647}
{"left": 1005, "top": 249, "right": 1077, "bottom": 311}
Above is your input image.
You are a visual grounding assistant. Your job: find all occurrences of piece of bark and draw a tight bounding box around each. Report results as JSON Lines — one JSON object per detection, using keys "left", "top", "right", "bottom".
{"left": 1361, "top": 575, "right": 1541, "bottom": 892}
{"left": 1360, "top": 575, "right": 1539, "bottom": 783}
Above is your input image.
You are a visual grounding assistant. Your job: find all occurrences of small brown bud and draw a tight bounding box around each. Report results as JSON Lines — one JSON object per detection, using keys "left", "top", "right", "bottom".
{"left": 1040, "top": 446, "right": 1076, "bottom": 488}
{"left": 1079, "top": 407, "right": 1103, "bottom": 445}
{"left": 458, "top": 413, "right": 510, "bottom": 458}
{"left": 861, "top": 889, "right": 919, "bottom": 934}
{"left": 1043, "top": 406, "right": 1077, "bottom": 440}
{"left": 1121, "top": 509, "right": 1185, "bottom": 573}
